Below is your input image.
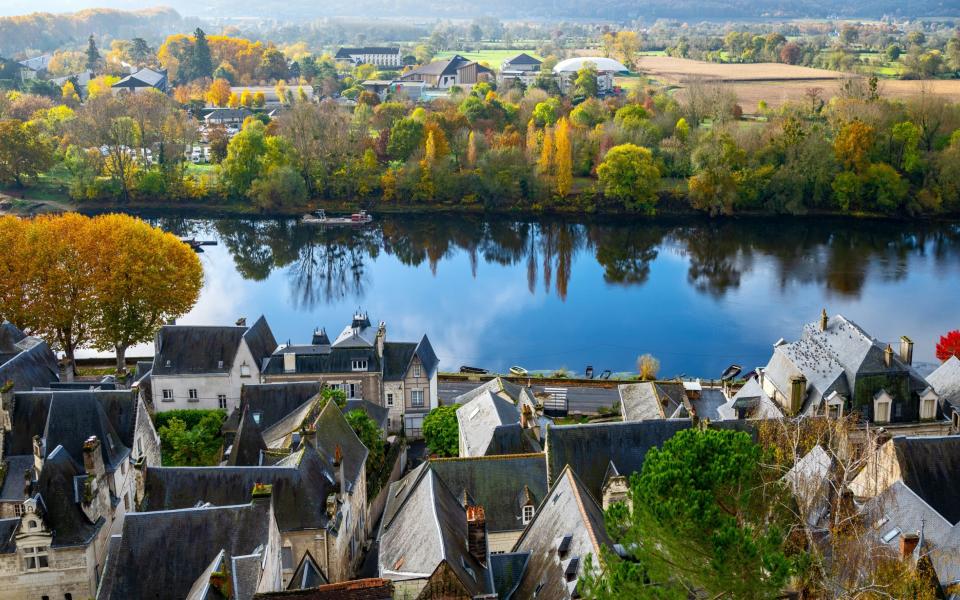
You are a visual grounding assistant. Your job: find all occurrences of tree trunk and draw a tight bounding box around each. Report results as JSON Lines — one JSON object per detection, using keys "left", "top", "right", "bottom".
{"left": 115, "top": 344, "right": 128, "bottom": 376}
{"left": 63, "top": 345, "right": 76, "bottom": 382}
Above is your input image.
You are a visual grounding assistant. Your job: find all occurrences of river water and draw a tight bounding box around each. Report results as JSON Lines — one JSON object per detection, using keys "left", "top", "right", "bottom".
{"left": 140, "top": 213, "right": 960, "bottom": 378}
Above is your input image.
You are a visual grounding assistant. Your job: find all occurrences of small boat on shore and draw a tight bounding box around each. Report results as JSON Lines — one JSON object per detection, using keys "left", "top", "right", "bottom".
{"left": 509, "top": 366, "right": 528, "bottom": 376}
{"left": 302, "top": 209, "right": 373, "bottom": 225}
{"left": 459, "top": 365, "right": 488, "bottom": 374}
{"left": 720, "top": 364, "right": 743, "bottom": 381}
{"left": 179, "top": 237, "right": 218, "bottom": 252}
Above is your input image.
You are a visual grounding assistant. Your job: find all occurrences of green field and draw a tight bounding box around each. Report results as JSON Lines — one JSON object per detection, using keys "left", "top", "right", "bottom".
{"left": 434, "top": 49, "right": 540, "bottom": 68}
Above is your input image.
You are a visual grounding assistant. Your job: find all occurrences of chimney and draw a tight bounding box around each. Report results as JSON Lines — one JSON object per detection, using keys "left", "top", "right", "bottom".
{"left": 251, "top": 482, "right": 272, "bottom": 505}
{"left": 32, "top": 435, "right": 44, "bottom": 477}
{"left": 236, "top": 317, "right": 247, "bottom": 327}
{"left": 0, "top": 380, "right": 14, "bottom": 429}
{"left": 789, "top": 375, "right": 806, "bottom": 415}
{"left": 376, "top": 322, "right": 386, "bottom": 359}
{"left": 466, "top": 505, "right": 488, "bottom": 566}
{"left": 884, "top": 344, "right": 894, "bottom": 369}
{"left": 283, "top": 352, "right": 296, "bottom": 373}
{"left": 83, "top": 436, "right": 105, "bottom": 478}
{"left": 900, "top": 532, "right": 920, "bottom": 558}
{"left": 819, "top": 308, "right": 828, "bottom": 332}
{"left": 899, "top": 336, "right": 913, "bottom": 366}
{"left": 334, "top": 444, "right": 347, "bottom": 497}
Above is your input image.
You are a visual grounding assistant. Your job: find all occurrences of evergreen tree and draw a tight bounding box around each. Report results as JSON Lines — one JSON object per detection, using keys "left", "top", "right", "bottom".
{"left": 85, "top": 35, "right": 100, "bottom": 72}
{"left": 192, "top": 28, "right": 214, "bottom": 80}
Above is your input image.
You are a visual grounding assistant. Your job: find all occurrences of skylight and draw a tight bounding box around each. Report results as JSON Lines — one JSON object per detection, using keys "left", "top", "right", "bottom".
{"left": 881, "top": 528, "right": 901, "bottom": 544}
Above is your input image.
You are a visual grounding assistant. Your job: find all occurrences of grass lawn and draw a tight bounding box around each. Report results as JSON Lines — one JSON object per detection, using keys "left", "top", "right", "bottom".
{"left": 0, "top": 162, "right": 73, "bottom": 203}
{"left": 186, "top": 163, "right": 217, "bottom": 176}
{"left": 434, "top": 49, "right": 540, "bottom": 68}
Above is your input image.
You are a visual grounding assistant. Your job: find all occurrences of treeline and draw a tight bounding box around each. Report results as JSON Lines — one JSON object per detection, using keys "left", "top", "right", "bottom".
{"left": 0, "top": 7, "right": 188, "bottom": 57}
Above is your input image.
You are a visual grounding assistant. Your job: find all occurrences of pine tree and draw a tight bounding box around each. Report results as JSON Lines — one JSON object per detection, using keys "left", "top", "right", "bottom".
{"left": 538, "top": 128, "right": 554, "bottom": 176}
{"left": 85, "top": 35, "right": 100, "bottom": 72}
{"left": 554, "top": 117, "right": 573, "bottom": 196}
{"left": 192, "top": 28, "right": 214, "bottom": 80}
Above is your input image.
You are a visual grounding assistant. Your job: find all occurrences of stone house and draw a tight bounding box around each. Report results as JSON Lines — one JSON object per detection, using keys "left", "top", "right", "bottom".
{"left": 262, "top": 311, "right": 438, "bottom": 438}
{"left": 0, "top": 388, "right": 161, "bottom": 600}
{"left": 926, "top": 356, "right": 960, "bottom": 431}
{"left": 150, "top": 316, "right": 277, "bottom": 412}
{"left": 454, "top": 378, "right": 545, "bottom": 457}
{"left": 97, "top": 493, "right": 283, "bottom": 599}
{"left": 139, "top": 399, "right": 369, "bottom": 585}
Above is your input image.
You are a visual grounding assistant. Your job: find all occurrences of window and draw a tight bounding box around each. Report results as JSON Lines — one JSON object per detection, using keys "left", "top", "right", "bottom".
{"left": 387, "top": 417, "right": 392, "bottom": 430}
{"left": 65, "top": 595, "right": 73, "bottom": 600}
{"left": 413, "top": 364, "right": 421, "bottom": 378}
{"left": 218, "top": 395, "right": 227, "bottom": 410}
{"left": 281, "top": 546, "right": 294, "bottom": 570}
{"left": 386, "top": 393, "right": 394, "bottom": 407}
{"left": 881, "top": 528, "right": 901, "bottom": 543}
{"left": 161, "top": 389, "right": 173, "bottom": 402}
{"left": 921, "top": 397, "right": 936, "bottom": 420}
{"left": 136, "top": 438, "right": 143, "bottom": 458}
{"left": 188, "top": 389, "right": 199, "bottom": 402}
{"left": 240, "top": 363, "right": 251, "bottom": 377}
{"left": 523, "top": 505, "right": 535, "bottom": 525}
{"left": 252, "top": 412, "right": 262, "bottom": 425}
{"left": 410, "top": 389, "right": 424, "bottom": 408}
{"left": 22, "top": 545, "right": 49, "bottom": 571}
{"left": 874, "top": 394, "right": 892, "bottom": 424}
{"left": 124, "top": 495, "right": 130, "bottom": 511}
{"left": 352, "top": 359, "right": 368, "bottom": 372}
{"left": 217, "top": 360, "right": 224, "bottom": 369}
{"left": 14, "top": 504, "right": 23, "bottom": 517}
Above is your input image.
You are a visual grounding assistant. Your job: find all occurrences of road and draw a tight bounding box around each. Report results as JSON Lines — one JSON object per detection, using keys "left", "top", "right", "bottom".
{"left": 438, "top": 380, "right": 621, "bottom": 415}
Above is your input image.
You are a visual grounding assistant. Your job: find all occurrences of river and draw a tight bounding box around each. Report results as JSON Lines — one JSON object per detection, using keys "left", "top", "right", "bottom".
{"left": 136, "top": 213, "right": 960, "bottom": 378}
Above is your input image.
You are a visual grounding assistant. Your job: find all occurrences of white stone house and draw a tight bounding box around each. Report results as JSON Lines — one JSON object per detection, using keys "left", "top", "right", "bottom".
{"left": 150, "top": 316, "right": 277, "bottom": 412}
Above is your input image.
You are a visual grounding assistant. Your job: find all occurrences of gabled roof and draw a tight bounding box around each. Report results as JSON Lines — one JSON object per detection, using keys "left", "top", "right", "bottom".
{"left": 153, "top": 325, "right": 247, "bottom": 376}
{"left": 503, "top": 52, "right": 542, "bottom": 66}
{"left": 378, "top": 465, "right": 491, "bottom": 596}
{"left": 261, "top": 347, "right": 380, "bottom": 376}
{"left": 286, "top": 550, "right": 328, "bottom": 590}
{"left": 97, "top": 500, "right": 275, "bottom": 600}
{"left": 335, "top": 47, "right": 401, "bottom": 58}
{"left": 430, "top": 453, "right": 548, "bottom": 533}
{"left": 491, "top": 552, "right": 530, "bottom": 599}
{"left": 112, "top": 67, "right": 167, "bottom": 89}
{"left": 244, "top": 316, "right": 279, "bottom": 369}
{"left": 224, "top": 382, "right": 322, "bottom": 436}
{"left": 618, "top": 381, "right": 687, "bottom": 421}
{"left": 890, "top": 436, "right": 960, "bottom": 525}
{"left": 258, "top": 578, "right": 394, "bottom": 599}
{"left": 312, "top": 400, "right": 369, "bottom": 492}
{"left": 0, "top": 518, "right": 17, "bottom": 554}
{"left": 0, "top": 337, "right": 58, "bottom": 392}
{"left": 37, "top": 445, "right": 103, "bottom": 547}
{"left": 457, "top": 390, "right": 522, "bottom": 456}
{"left": 512, "top": 465, "right": 613, "bottom": 599}
{"left": 227, "top": 407, "right": 267, "bottom": 466}
{"left": 928, "top": 356, "right": 960, "bottom": 411}
{"left": 141, "top": 443, "right": 336, "bottom": 533}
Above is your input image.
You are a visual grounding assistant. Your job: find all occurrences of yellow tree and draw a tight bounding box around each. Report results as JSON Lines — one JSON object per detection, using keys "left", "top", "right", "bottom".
{"left": 538, "top": 127, "right": 554, "bottom": 175}
{"left": 834, "top": 119, "right": 874, "bottom": 172}
{"left": 275, "top": 80, "right": 288, "bottom": 105}
{"left": 253, "top": 91, "right": 266, "bottom": 108}
{"left": 297, "top": 85, "right": 309, "bottom": 104}
{"left": 227, "top": 92, "right": 240, "bottom": 108}
{"left": 0, "top": 216, "right": 31, "bottom": 330}
{"left": 555, "top": 117, "right": 573, "bottom": 196}
{"left": 62, "top": 80, "right": 81, "bottom": 105}
{"left": 89, "top": 214, "right": 203, "bottom": 373}
{"left": 424, "top": 130, "right": 437, "bottom": 164}
{"left": 466, "top": 130, "right": 477, "bottom": 168}
{"left": 240, "top": 90, "right": 253, "bottom": 108}
{"left": 525, "top": 118, "right": 537, "bottom": 160}
{"left": 206, "top": 78, "right": 233, "bottom": 107}
{"left": 87, "top": 75, "right": 120, "bottom": 99}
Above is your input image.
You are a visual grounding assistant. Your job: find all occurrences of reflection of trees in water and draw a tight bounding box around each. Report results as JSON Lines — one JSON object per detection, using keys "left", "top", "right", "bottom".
{"left": 205, "top": 215, "right": 960, "bottom": 305}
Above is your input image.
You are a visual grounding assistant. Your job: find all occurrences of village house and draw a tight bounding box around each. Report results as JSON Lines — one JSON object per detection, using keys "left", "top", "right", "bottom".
{"left": 334, "top": 47, "right": 404, "bottom": 68}
{"left": 149, "top": 316, "right": 277, "bottom": 412}
{"left": 723, "top": 311, "right": 948, "bottom": 432}
{"left": 111, "top": 67, "right": 169, "bottom": 94}
{"left": 139, "top": 399, "right": 369, "bottom": 584}
{"left": 498, "top": 52, "right": 542, "bottom": 87}
{"left": 552, "top": 56, "right": 626, "bottom": 95}
{"left": 203, "top": 106, "right": 254, "bottom": 127}
{"left": 618, "top": 379, "right": 724, "bottom": 422}
{"left": 454, "top": 378, "right": 546, "bottom": 457}
{"left": 17, "top": 55, "right": 50, "bottom": 82}
{"left": 261, "top": 311, "right": 438, "bottom": 438}
{"left": 400, "top": 54, "right": 494, "bottom": 89}
{"left": 0, "top": 322, "right": 59, "bottom": 393}
{"left": 97, "top": 492, "right": 284, "bottom": 599}
{"left": 222, "top": 381, "right": 323, "bottom": 446}
{"left": 0, "top": 387, "right": 161, "bottom": 600}
{"left": 926, "top": 355, "right": 960, "bottom": 431}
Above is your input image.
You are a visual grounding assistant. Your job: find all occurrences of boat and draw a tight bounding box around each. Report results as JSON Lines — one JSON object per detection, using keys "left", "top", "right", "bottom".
{"left": 302, "top": 209, "right": 374, "bottom": 225}
{"left": 720, "top": 364, "right": 743, "bottom": 382}
{"left": 509, "top": 366, "right": 528, "bottom": 376}
{"left": 459, "top": 365, "right": 488, "bottom": 374}
{"left": 179, "top": 237, "right": 218, "bottom": 252}
{"left": 585, "top": 365, "right": 594, "bottom": 379}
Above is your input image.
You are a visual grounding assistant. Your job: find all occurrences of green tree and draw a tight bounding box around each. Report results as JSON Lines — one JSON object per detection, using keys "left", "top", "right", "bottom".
{"left": 221, "top": 120, "right": 268, "bottom": 197}
{"left": 0, "top": 119, "right": 55, "bottom": 187}
{"left": 156, "top": 410, "right": 225, "bottom": 466}
{"left": 192, "top": 28, "right": 213, "bottom": 80}
{"left": 260, "top": 46, "right": 289, "bottom": 81}
{"left": 345, "top": 409, "right": 385, "bottom": 480}
{"left": 85, "top": 35, "right": 101, "bottom": 72}
{"left": 597, "top": 144, "right": 660, "bottom": 213}
{"left": 588, "top": 428, "right": 791, "bottom": 599}
{"left": 570, "top": 98, "right": 609, "bottom": 128}
{"left": 422, "top": 404, "right": 460, "bottom": 457}
{"left": 574, "top": 64, "right": 599, "bottom": 98}
{"left": 532, "top": 98, "right": 560, "bottom": 126}
{"left": 387, "top": 117, "right": 425, "bottom": 161}
{"left": 249, "top": 164, "right": 307, "bottom": 210}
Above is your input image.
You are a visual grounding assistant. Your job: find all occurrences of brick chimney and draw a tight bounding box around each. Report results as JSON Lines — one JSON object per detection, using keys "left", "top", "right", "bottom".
{"left": 466, "top": 505, "right": 488, "bottom": 566}
{"left": 884, "top": 344, "right": 894, "bottom": 369}
{"left": 899, "top": 336, "right": 913, "bottom": 366}
{"left": 789, "top": 375, "right": 806, "bottom": 415}
{"left": 900, "top": 532, "right": 920, "bottom": 558}
{"left": 32, "top": 435, "right": 44, "bottom": 478}
{"left": 83, "top": 436, "right": 105, "bottom": 478}
{"left": 819, "top": 308, "right": 828, "bottom": 332}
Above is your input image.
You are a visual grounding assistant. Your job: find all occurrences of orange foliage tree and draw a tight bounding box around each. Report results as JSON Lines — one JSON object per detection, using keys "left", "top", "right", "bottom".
{"left": 206, "top": 78, "right": 233, "bottom": 107}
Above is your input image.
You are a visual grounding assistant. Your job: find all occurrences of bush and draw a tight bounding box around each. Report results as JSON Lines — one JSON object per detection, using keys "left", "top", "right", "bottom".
{"left": 422, "top": 404, "right": 460, "bottom": 457}
{"left": 154, "top": 409, "right": 225, "bottom": 466}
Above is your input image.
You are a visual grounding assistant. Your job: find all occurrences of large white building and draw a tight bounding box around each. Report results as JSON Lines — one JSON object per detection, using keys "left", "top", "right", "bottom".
{"left": 552, "top": 56, "right": 627, "bottom": 95}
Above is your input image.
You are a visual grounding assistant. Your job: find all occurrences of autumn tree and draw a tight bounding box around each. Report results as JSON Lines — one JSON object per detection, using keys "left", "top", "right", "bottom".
{"left": 61, "top": 80, "right": 80, "bottom": 105}
{"left": 597, "top": 143, "right": 660, "bottom": 213}
{"left": 206, "top": 78, "right": 233, "bottom": 107}
{"left": 554, "top": 117, "right": 573, "bottom": 196}
{"left": 0, "top": 119, "right": 55, "bottom": 187}
{"left": 937, "top": 330, "right": 960, "bottom": 362}
{"left": 537, "top": 127, "right": 553, "bottom": 175}
{"left": 834, "top": 119, "right": 874, "bottom": 173}
{"left": 89, "top": 214, "right": 203, "bottom": 373}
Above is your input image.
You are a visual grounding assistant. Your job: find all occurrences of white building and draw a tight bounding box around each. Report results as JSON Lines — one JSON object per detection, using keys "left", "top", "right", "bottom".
{"left": 552, "top": 56, "right": 627, "bottom": 95}
{"left": 334, "top": 47, "right": 404, "bottom": 69}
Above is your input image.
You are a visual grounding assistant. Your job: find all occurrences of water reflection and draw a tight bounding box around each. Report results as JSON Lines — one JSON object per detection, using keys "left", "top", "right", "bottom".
{"left": 161, "top": 216, "right": 960, "bottom": 309}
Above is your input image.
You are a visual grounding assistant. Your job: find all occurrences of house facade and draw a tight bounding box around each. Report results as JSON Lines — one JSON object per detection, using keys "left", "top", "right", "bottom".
{"left": 334, "top": 47, "right": 403, "bottom": 68}
{"left": 261, "top": 311, "right": 438, "bottom": 438}
{"left": 150, "top": 316, "right": 277, "bottom": 412}
{"left": 400, "top": 55, "right": 494, "bottom": 89}
{"left": 498, "top": 52, "right": 542, "bottom": 87}
{"left": 111, "top": 67, "right": 169, "bottom": 94}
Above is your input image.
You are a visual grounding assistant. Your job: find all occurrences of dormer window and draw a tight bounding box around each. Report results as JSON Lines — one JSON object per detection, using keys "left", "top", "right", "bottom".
{"left": 352, "top": 359, "right": 368, "bottom": 372}
{"left": 558, "top": 534, "right": 573, "bottom": 558}
{"left": 22, "top": 545, "right": 49, "bottom": 571}
{"left": 413, "top": 364, "right": 421, "bottom": 378}
{"left": 920, "top": 388, "right": 939, "bottom": 421}
{"left": 874, "top": 391, "right": 892, "bottom": 424}
{"left": 523, "top": 505, "right": 535, "bottom": 525}
{"left": 565, "top": 556, "right": 581, "bottom": 582}
{"left": 240, "top": 363, "right": 251, "bottom": 377}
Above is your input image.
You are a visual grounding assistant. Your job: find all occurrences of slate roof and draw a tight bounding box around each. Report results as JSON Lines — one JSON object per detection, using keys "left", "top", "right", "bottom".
{"left": 545, "top": 419, "right": 692, "bottom": 502}
{"left": 382, "top": 337, "right": 439, "bottom": 382}
{"left": 503, "top": 53, "right": 542, "bottom": 66}
{"left": 0, "top": 338, "right": 59, "bottom": 392}
{"left": 0, "top": 518, "right": 18, "bottom": 554}
{"left": 37, "top": 445, "right": 103, "bottom": 547}
{"left": 261, "top": 347, "right": 381, "bottom": 376}
{"left": 225, "top": 382, "right": 323, "bottom": 436}
{"left": 457, "top": 390, "right": 522, "bottom": 456}
{"left": 7, "top": 390, "right": 133, "bottom": 473}
{"left": 484, "top": 424, "right": 542, "bottom": 456}
{"left": 287, "top": 551, "right": 328, "bottom": 590}
{"left": 227, "top": 407, "right": 268, "bottom": 466}
{"left": 0, "top": 454, "right": 32, "bottom": 501}
{"left": 404, "top": 55, "right": 494, "bottom": 78}
{"left": 378, "top": 465, "right": 492, "bottom": 596}
{"left": 257, "top": 578, "right": 394, "bottom": 599}
{"left": 618, "top": 381, "right": 688, "bottom": 421}
{"left": 112, "top": 67, "right": 167, "bottom": 89}
{"left": 335, "top": 47, "right": 401, "bottom": 58}
{"left": 244, "top": 316, "right": 279, "bottom": 369}
{"left": 97, "top": 500, "right": 274, "bottom": 600}
{"left": 141, "top": 442, "right": 336, "bottom": 533}
{"left": 311, "top": 400, "right": 369, "bottom": 493}
{"left": 344, "top": 399, "right": 389, "bottom": 432}
{"left": 491, "top": 552, "right": 530, "bottom": 599}
{"left": 153, "top": 325, "right": 246, "bottom": 376}
{"left": 512, "top": 465, "right": 613, "bottom": 600}
{"left": 890, "top": 435, "right": 960, "bottom": 525}
{"left": 203, "top": 107, "right": 253, "bottom": 122}
{"left": 928, "top": 356, "right": 960, "bottom": 412}
{"left": 0, "top": 321, "right": 27, "bottom": 366}
{"left": 430, "top": 453, "right": 548, "bottom": 533}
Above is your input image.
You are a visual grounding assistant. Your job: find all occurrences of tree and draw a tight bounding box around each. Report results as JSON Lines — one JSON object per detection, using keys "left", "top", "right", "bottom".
{"left": 388, "top": 117, "right": 425, "bottom": 161}
{"left": 573, "top": 64, "right": 599, "bottom": 98}
{"left": 156, "top": 410, "right": 225, "bottom": 466}
{"left": 636, "top": 353, "right": 660, "bottom": 380}
{"left": 537, "top": 127, "right": 553, "bottom": 175}
{"left": 206, "top": 78, "right": 233, "bottom": 107}
{"left": 422, "top": 404, "right": 460, "bottom": 457}
{"left": 275, "top": 80, "right": 288, "bottom": 105}
{"left": 466, "top": 130, "right": 477, "bottom": 168}
{"left": 221, "top": 119, "right": 269, "bottom": 197}
{"left": 345, "top": 409, "right": 385, "bottom": 481}
{"left": 191, "top": 28, "right": 213, "bottom": 80}
{"left": 597, "top": 143, "right": 660, "bottom": 213}
{"left": 532, "top": 98, "right": 560, "bottom": 126}
{"left": 61, "top": 80, "right": 80, "bottom": 105}
{"left": 590, "top": 428, "right": 792, "bottom": 599}
{"left": 253, "top": 91, "right": 266, "bottom": 108}
{"left": 554, "top": 117, "right": 573, "bottom": 196}
{"left": 89, "top": 214, "right": 203, "bottom": 373}
{"left": 0, "top": 119, "right": 55, "bottom": 187}
{"left": 834, "top": 120, "right": 874, "bottom": 172}
{"left": 85, "top": 35, "right": 101, "bottom": 72}
{"left": 86, "top": 75, "right": 120, "bottom": 99}
{"left": 249, "top": 165, "right": 307, "bottom": 210}
{"left": 936, "top": 330, "right": 960, "bottom": 361}
{"left": 130, "top": 38, "right": 154, "bottom": 65}
{"left": 260, "top": 46, "right": 289, "bottom": 81}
